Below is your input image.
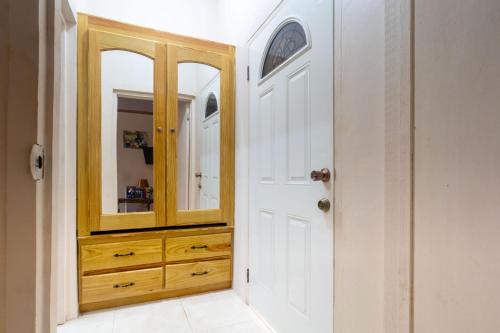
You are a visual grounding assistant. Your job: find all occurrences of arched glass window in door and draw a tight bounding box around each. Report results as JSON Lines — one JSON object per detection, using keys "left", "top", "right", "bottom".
{"left": 261, "top": 20, "right": 309, "bottom": 79}
{"left": 205, "top": 92, "right": 218, "bottom": 118}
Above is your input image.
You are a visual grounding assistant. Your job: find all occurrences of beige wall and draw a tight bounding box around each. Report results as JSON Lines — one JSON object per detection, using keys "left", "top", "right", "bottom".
{"left": 0, "top": 1, "right": 8, "bottom": 332}
{"left": 5, "top": 0, "right": 40, "bottom": 329}
{"left": 334, "top": 1, "right": 386, "bottom": 332}
{"left": 334, "top": 1, "right": 414, "bottom": 332}
{"left": 3, "top": 0, "right": 54, "bottom": 332}
{"left": 415, "top": 1, "right": 500, "bottom": 332}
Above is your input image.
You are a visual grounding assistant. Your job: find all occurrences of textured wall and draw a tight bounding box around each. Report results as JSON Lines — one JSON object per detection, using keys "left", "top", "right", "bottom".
{"left": 4, "top": 0, "right": 47, "bottom": 332}
{"left": 415, "top": 1, "right": 500, "bottom": 332}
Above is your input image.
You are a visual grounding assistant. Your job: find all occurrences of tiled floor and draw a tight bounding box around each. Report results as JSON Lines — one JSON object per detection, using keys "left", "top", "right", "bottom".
{"left": 58, "top": 290, "right": 273, "bottom": 333}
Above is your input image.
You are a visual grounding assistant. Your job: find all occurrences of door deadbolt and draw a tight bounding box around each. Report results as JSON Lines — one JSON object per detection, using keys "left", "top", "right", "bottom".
{"left": 317, "top": 198, "right": 331, "bottom": 212}
{"left": 311, "top": 168, "right": 331, "bottom": 182}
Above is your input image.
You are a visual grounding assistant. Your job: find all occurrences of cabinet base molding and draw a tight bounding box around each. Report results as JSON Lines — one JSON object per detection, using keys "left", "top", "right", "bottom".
{"left": 80, "top": 282, "right": 232, "bottom": 312}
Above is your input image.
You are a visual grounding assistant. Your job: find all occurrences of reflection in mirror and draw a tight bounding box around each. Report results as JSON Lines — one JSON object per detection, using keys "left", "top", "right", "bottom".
{"left": 177, "top": 63, "right": 220, "bottom": 210}
{"left": 101, "top": 50, "right": 154, "bottom": 214}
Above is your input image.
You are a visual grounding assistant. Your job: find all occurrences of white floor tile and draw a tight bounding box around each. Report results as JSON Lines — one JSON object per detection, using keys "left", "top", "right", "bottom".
{"left": 182, "top": 291, "right": 257, "bottom": 332}
{"left": 58, "top": 291, "right": 272, "bottom": 333}
{"left": 112, "top": 299, "right": 192, "bottom": 333}
{"left": 57, "top": 311, "right": 115, "bottom": 333}
{"left": 197, "top": 320, "right": 273, "bottom": 333}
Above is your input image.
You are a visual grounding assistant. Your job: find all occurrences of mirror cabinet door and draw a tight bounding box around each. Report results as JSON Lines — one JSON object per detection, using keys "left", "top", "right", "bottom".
{"left": 88, "top": 30, "right": 165, "bottom": 232}
{"left": 167, "top": 46, "right": 234, "bottom": 226}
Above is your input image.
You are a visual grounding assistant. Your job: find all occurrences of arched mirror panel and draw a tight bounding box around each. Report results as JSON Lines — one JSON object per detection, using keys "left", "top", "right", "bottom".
{"left": 101, "top": 50, "right": 155, "bottom": 215}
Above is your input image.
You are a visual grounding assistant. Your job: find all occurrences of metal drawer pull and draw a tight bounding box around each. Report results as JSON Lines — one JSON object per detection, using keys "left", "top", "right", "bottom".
{"left": 191, "top": 245, "right": 208, "bottom": 250}
{"left": 113, "top": 282, "right": 135, "bottom": 288}
{"left": 191, "top": 271, "right": 209, "bottom": 276}
{"left": 113, "top": 251, "right": 135, "bottom": 257}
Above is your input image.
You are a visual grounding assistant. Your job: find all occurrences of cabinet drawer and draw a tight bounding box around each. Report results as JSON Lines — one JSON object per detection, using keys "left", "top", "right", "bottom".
{"left": 165, "top": 233, "right": 231, "bottom": 263}
{"left": 165, "top": 259, "right": 231, "bottom": 291}
{"left": 81, "top": 239, "right": 162, "bottom": 272}
{"left": 81, "top": 267, "right": 163, "bottom": 304}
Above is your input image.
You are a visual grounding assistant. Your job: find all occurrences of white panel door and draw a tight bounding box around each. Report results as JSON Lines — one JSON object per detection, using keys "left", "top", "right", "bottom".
{"left": 201, "top": 112, "right": 220, "bottom": 209}
{"left": 249, "top": 0, "right": 334, "bottom": 332}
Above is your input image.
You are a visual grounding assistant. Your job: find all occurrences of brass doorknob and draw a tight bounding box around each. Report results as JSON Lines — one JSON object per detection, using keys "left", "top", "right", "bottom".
{"left": 311, "top": 168, "right": 331, "bottom": 182}
{"left": 318, "top": 198, "right": 331, "bottom": 212}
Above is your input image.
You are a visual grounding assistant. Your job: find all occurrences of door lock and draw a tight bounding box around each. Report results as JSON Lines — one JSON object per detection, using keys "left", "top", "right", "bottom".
{"left": 311, "top": 168, "right": 331, "bottom": 182}
{"left": 317, "top": 198, "right": 331, "bottom": 212}
{"left": 30, "top": 144, "right": 44, "bottom": 181}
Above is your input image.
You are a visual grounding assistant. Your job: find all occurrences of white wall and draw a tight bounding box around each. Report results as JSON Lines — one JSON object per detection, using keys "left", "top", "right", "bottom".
{"left": 333, "top": 1, "right": 386, "bottom": 332}
{"left": 415, "top": 1, "right": 500, "bottom": 331}
{"left": 74, "top": 0, "right": 222, "bottom": 42}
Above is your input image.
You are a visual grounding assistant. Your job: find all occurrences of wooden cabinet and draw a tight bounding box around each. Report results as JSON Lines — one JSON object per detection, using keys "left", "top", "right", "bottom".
{"left": 81, "top": 267, "right": 163, "bottom": 304}
{"left": 164, "top": 259, "right": 231, "bottom": 291}
{"left": 81, "top": 239, "right": 163, "bottom": 272}
{"left": 79, "top": 228, "right": 233, "bottom": 311}
{"left": 165, "top": 233, "right": 232, "bottom": 263}
{"left": 77, "top": 14, "right": 235, "bottom": 235}
{"left": 77, "top": 14, "right": 235, "bottom": 311}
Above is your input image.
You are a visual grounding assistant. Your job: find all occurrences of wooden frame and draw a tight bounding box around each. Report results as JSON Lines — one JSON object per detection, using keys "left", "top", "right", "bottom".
{"left": 166, "top": 45, "right": 235, "bottom": 226}
{"left": 78, "top": 13, "right": 235, "bottom": 235}
{"left": 86, "top": 29, "right": 166, "bottom": 233}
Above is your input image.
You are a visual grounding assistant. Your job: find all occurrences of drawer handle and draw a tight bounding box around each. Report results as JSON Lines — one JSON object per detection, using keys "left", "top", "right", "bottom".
{"left": 113, "top": 282, "right": 135, "bottom": 288}
{"left": 191, "top": 271, "right": 209, "bottom": 276}
{"left": 113, "top": 252, "right": 135, "bottom": 257}
{"left": 191, "top": 245, "right": 208, "bottom": 250}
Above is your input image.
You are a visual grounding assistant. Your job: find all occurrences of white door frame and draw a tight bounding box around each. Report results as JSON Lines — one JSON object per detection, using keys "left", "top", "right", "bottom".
{"left": 178, "top": 94, "right": 196, "bottom": 209}
{"left": 51, "top": 0, "right": 77, "bottom": 325}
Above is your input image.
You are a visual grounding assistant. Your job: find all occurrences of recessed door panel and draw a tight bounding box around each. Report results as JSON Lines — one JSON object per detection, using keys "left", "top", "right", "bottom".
{"left": 286, "top": 215, "right": 311, "bottom": 317}
{"left": 287, "top": 67, "right": 311, "bottom": 185}
{"left": 259, "top": 88, "right": 275, "bottom": 184}
{"left": 258, "top": 210, "right": 275, "bottom": 289}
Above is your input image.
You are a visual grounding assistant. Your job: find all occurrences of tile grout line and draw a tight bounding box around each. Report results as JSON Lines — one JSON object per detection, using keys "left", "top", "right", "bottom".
{"left": 111, "top": 310, "right": 116, "bottom": 333}
{"left": 181, "top": 299, "right": 196, "bottom": 333}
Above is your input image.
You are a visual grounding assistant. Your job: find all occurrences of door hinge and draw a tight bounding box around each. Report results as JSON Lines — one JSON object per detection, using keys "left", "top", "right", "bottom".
{"left": 246, "top": 268, "right": 250, "bottom": 283}
{"left": 246, "top": 65, "right": 250, "bottom": 81}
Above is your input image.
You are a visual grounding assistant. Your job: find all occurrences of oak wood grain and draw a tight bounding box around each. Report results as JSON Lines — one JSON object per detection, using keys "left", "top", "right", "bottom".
{"left": 165, "top": 233, "right": 231, "bottom": 263}
{"left": 81, "top": 239, "right": 162, "bottom": 272}
{"left": 81, "top": 267, "right": 163, "bottom": 304}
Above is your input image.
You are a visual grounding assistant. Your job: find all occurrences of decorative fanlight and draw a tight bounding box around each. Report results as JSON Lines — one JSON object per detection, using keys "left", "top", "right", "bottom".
{"left": 205, "top": 92, "right": 218, "bottom": 118}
